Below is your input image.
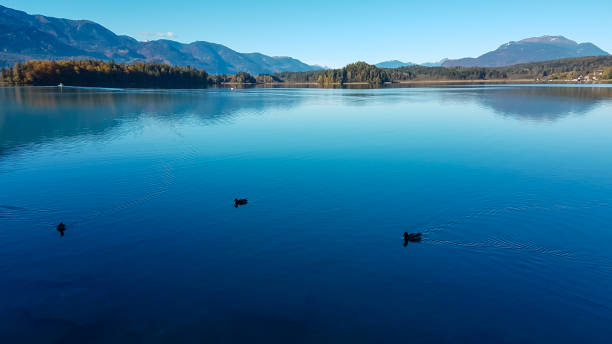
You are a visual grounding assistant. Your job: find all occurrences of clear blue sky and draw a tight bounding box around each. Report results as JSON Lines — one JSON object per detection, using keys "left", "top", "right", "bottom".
{"left": 2, "top": 0, "right": 611, "bottom": 67}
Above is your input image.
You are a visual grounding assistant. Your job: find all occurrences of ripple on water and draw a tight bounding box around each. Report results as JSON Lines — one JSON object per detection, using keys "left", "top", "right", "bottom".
{"left": 421, "top": 199, "right": 612, "bottom": 262}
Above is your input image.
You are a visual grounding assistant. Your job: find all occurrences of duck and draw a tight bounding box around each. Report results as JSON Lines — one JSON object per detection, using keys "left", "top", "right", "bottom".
{"left": 234, "top": 198, "right": 248, "bottom": 207}
{"left": 57, "top": 222, "right": 67, "bottom": 236}
{"left": 403, "top": 232, "right": 422, "bottom": 242}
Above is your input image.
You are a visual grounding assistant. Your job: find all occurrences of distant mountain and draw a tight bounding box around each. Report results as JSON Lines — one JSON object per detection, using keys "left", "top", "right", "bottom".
{"left": 443, "top": 36, "right": 609, "bottom": 68}
{"left": 375, "top": 60, "right": 415, "bottom": 68}
{"left": 0, "top": 5, "right": 320, "bottom": 74}
{"left": 376, "top": 59, "right": 449, "bottom": 68}
{"left": 420, "top": 59, "right": 448, "bottom": 67}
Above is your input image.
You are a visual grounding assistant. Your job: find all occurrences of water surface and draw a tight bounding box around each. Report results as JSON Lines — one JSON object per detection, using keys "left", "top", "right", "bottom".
{"left": 1, "top": 86, "right": 612, "bottom": 343}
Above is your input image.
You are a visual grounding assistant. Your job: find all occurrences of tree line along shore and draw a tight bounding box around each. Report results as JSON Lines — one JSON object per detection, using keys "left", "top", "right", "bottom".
{"left": 1, "top": 57, "right": 611, "bottom": 88}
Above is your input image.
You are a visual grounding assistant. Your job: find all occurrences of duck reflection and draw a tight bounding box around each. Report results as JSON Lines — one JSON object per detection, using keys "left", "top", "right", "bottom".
{"left": 234, "top": 198, "right": 248, "bottom": 208}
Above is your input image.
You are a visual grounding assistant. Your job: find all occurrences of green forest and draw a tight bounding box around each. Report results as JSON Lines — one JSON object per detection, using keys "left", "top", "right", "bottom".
{"left": 2, "top": 56, "right": 611, "bottom": 88}
{"left": 0, "top": 60, "right": 211, "bottom": 88}
{"left": 276, "top": 56, "right": 612, "bottom": 85}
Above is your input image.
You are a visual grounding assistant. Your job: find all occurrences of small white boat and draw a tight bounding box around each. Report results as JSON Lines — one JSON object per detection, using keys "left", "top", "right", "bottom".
{"left": 58, "top": 83, "right": 64, "bottom": 88}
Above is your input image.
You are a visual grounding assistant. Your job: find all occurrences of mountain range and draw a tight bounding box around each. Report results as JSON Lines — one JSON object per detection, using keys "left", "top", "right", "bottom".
{"left": 376, "top": 59, "right": 449, "bottom": 68}
{"left": 420, "top": 59, "right": 449, "bottom": 67}
{"left": 442, "top": 36, "right": 609, "bottom": 67}
{"left": 375, "top": 60, "right": 416, "bottom": 68}
{"left": 1, "top": 4, "right": 610, "bottom": 73}
{"left": 0, "top": 5, "right": 320, "bottom": 75}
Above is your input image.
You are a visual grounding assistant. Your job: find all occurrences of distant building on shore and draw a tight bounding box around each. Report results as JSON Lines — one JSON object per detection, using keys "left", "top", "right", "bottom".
{"left": 574, "top": 75, "right": 586, "bottom": 83}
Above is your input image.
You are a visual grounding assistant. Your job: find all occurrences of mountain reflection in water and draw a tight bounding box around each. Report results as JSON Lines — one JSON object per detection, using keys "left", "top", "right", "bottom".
{"left": 2, "top": 86, "right": 611, "bottom": 157}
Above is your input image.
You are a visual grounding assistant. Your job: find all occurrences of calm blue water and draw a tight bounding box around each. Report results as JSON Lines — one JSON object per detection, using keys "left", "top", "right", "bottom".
{"left": 1, "top": 86, "right": 612, "bottom": 343}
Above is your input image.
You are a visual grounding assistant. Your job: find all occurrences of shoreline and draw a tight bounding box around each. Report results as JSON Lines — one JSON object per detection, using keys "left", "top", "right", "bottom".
{"left": 2, "top": 79, "right": 611, "bottom": 90}
{"left": 226, "top": 79, "right": 612, "bottom": 86}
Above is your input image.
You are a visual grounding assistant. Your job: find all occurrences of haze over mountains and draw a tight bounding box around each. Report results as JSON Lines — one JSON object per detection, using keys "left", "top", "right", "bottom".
{"left": 375, "top": 60, "right": 416, "bottom": 68}
{"left": 375, "top": 59, "right": 449, "bottom": 68}
{"left": 0, "top": 4, "right": 610, "bottom": 73}
{"left": 0, "top": 5, "right": 320, "bottom": 74}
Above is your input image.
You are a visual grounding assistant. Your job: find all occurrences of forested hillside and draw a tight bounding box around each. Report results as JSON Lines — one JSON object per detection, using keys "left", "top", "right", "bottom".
{"left": 0, "top": 5, "right": 320, "bottom": 74}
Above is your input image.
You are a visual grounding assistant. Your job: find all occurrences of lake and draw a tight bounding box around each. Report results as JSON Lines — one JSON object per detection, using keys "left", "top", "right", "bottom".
{"left": 1, "top": 85, "right": 612, "bottom": 343}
